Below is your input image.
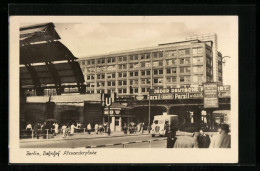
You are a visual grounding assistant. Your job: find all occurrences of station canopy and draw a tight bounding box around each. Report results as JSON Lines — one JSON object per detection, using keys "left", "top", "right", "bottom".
{"left": 20, "top": 23, "right": 85, "bottom": 94}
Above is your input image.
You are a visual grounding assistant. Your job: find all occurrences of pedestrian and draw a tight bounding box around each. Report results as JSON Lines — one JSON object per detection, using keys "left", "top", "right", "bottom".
{"left": 210, "top": 124, "right": 231, "bottom": 148}
{"left": 95, "top": 123, "right": 99, "bottom": 134}
{"left": 140, "top": 122, "right": 144, "bottom": 134}
{"left": 33, "top": 122, "right": 41, "bottom": 139}
{"left": 123, "top": 123, "right": 127, "bottom": 135}
{"left": 197, "top": 128, "right": 211, "bottom": 148}
{"left": 103, "top": 122, "right": 107, "bottom": 133}
{"left": 87, "top": 123, "right": 92, "bottom": 135}
{"left": 166, "top": 124, "right": 177, "bottom": 148}
{"left": 98, "top": 124, "right": 103, "bottom": 134}
{"left": 25, "top": 122, "right": 32, "bottom": 136}
{"left": 61, "top": 123, "right": 67, "bottom": 138}
{"left": 41, "top": 122, "right": 47, "bottom": 139}
{"left": 137, "top": 123, "right": 140, "bottom": 133}
{"left": 54, "top": 122, "right": 59, "bottom": 136}
{"left": 77, "top": 122, "right": 82, "bottom": 132}
{"left": 70, "top": 123, "right": 76, "bottom": 135}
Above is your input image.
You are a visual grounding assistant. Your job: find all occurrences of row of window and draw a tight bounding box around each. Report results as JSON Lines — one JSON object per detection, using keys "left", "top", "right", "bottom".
{"left": 86, "top": 66, "right": 205, "bottom": 80}
{"left": 84, "top": 57, "right": 204, "bottom": 73}
{"left": 86, "top": 75, "right": 206, "bottom": 87}
{"left": 81, "top": 47, "right": 205, "bottom": 65}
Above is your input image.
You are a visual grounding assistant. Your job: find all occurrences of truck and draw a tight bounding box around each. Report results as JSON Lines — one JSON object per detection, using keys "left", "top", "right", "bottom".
{"left": 151, "top": 113, "right": 178, "bottom": 137}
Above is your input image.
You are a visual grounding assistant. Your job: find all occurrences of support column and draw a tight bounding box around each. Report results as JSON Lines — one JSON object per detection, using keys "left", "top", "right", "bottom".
{"left": 111, "top": 117, "right": 115, "bottom": 131}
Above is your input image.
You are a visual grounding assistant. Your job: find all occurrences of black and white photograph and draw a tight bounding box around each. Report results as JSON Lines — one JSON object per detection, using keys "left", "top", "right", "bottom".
{"left": 9, "top": 16, "right": 238, "bottom": 163}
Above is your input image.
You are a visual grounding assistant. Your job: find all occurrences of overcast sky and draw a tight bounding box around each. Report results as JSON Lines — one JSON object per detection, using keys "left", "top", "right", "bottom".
{"left": 20, "top": 16, "right": 238, "bottom": 85}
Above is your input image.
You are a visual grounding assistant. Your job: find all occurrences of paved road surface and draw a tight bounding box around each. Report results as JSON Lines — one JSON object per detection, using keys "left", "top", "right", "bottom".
{"left": 20, "top": 134, "right": 166, "bottom": 148}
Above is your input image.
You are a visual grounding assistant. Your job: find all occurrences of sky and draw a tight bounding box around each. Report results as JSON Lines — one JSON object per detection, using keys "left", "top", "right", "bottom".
{"left": 20, "top": 16, "right": 238, "bottom": 85}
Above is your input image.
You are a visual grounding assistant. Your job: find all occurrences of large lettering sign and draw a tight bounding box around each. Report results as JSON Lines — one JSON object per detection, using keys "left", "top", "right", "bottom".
{"left": 203, "top": 83, "right": 219, "bottom": 108}
{"left": 144, "top": 85, "right": 230, "bottom": 100}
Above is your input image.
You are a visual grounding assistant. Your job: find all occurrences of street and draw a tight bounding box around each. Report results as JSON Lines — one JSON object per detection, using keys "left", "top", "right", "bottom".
{"left": 20, "top": 134, "right": 167, "bottom": 148}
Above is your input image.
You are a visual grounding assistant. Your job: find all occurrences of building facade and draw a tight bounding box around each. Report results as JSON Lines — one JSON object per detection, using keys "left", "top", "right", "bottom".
{"left": 78, "top": 39, "right": 219, "bottom": 98}
{"left": 186, "top": 33, "right": 223, "bottom": 84}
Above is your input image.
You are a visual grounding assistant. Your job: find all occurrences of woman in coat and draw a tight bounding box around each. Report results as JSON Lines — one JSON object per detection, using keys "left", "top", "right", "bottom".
{"left": 210, "top": 124, "right": 231, "bottom": 148}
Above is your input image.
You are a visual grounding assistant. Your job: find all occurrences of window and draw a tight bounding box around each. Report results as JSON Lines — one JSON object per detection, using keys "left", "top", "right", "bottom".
{"left": 167, "top": 77, "right": 171, "bottom": 83}
{"left": 141, "top": 79, "right": 146, "bottom": 84}
{"left": 167, "top": 69, "right": 171, "bottom": 74}
{"left": 185, "top": 49, "right": 190, "bottom": 55}
{"left": 179, "top": 50, "right": 185, "bottom": 55}
{"left": 147, "top": 78, "right": 151, "bottom": 84}
{"left": 193, "top": 57, "right": 203, "bottom": 64}
{"left": 82, "top": 61, "right": 85, "bottom": 65}
{"left": 158, "top": 78, "right": 163, "bottom": 84}
{"left": 154, "top": 70, "right": 158, "bottom": 75}
{"left": 180, "top": 67, "right": 184, "bottom": 73}
{"left": 180, "top": 76, "right": 184, "bottom": 82}
{"left": 107, "top": 57, "right": 115, "bottom": 63}
{"left": 142, "top": 88, "right": 146, "bottom": 92}
{"left": 107, "top": 73, "right": 115, "bottom": 79}
{"left": 159, "top": 61, "right": 163, "bottom": 66}
{"left": 141, "top": 54, "right": 145, "bottom": 60}
{"left": 129, "top": 63, "right": 134, "bottom": 69}
{"left": 172, "top": 68, "right": 177, "bottom": 74}
{"left": 154, "top": 78, "right": 158, "bottom": 83}
{"left": 193, "top": 66, "right": 203, "bottom": 73}
{"left": 159, "top": 52, "right": 163, "bottom": 57}
{"left": 97, "top": 82, "right": 105, "bottom": 87}
{"left": 119, "top": 64, "right": 127, "bottom": 70}
{"left": 146, "top": 70, "right": 150, "bottom": 75}
{"left": 97, "top": 58, "right": 105, "bottom": 64}
{"left": 123, "top": 80, "right": 127, "bottom": 85}
{"left": 135, "top": 71, "right": 138, "bottom": 76}
{"left": 130, "top": 55, "right": 134, "bottom": 60}
{"left": 134, "top": 88, "right": 138, "bottom": 93}
{"left": 118, "top": 89, "right": 122, "bottom": 93}
{"left": 130, "top": 72, "right": 133, "bottom": 77}
{"left": 159, "top": 69, "right": 163, "bottom": 75}
{"left": 166, "top": 50, "right": 177, "bottom": 57}
{"left": 185, "top": 76, "right": 191, "bottom": 82}
{"left": 192, "top": 47, "right": 203, "bottom": 55}
{"left": 146, "top": 54, "right": 150, "bottom": 59}
{"left": 185, "top": 67, "right": 191, "bottom": 73}
{"left": 91, "top": 59, "right": 95, "bottom": 65}
{"left": 153, "top": 52, "right": 158, "bottom": 58}
{"left": 179, "top": 58, "right": 184, "bottom": 64}
{"left": 141, "top": 71, "right": 145, "bottom": 76}
{"left": 172, "top": 77, "right": 177, "bottom": 82}
{"left": 185, "top": 58, "right": 190, "bottom": 64}
{"left": 118, "top": 56, "right": 127, "bottom": 62}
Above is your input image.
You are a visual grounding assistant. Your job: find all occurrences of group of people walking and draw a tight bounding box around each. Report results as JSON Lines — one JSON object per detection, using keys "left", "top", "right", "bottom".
{"left": 24, "top": 121, "right": 83, "bottom": 139}
{"left": 166, "top": 123, "right": 231, "bottom": 148}
{"left": 123, "top": 122, "right": 144, "bottom": 135}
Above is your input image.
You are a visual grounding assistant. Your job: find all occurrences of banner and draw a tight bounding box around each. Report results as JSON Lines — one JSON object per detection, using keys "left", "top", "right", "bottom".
{"left": 203, "top": 83, "right": 219, "bottom": 108}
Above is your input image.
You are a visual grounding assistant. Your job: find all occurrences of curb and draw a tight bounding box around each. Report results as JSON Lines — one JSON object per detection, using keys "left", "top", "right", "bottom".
{"left": 85, "top": 138, "right": 167, "bottom": 148}
{"left": 20, "top": 133, "right": 150, "bottom": 143}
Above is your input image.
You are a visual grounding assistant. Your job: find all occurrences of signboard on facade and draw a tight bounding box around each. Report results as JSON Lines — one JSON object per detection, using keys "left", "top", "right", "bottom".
{"left": 136, "top": 95, "right": 144, "bottom": 100}
{"left": 146, "top": 85, "right": 230, "bottom": 100}
{"left": 203, "top": 83, "right": 219, "bottom": 108}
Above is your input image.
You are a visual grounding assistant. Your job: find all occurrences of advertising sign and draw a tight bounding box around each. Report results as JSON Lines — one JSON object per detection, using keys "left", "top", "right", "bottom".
{"left": 203, "top": 83, "right": 219, "bottom": 108}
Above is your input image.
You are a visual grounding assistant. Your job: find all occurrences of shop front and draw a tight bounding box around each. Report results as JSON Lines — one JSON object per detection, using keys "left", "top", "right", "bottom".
{"left": 103, "top": 102, "right": 134, "bottom": 132}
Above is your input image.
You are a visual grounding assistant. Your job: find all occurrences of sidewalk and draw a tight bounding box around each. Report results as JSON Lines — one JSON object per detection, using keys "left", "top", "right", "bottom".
{"left": 20, "top": 131, "right": 150, "bottom": 143}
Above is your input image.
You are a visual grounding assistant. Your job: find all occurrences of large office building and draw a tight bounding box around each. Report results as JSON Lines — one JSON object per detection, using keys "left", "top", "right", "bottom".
{"left": 186, "top": 33, "right": 223, "bottom": 84}
{"left": 78, "top": 39, "right": 221, "bottom": 98}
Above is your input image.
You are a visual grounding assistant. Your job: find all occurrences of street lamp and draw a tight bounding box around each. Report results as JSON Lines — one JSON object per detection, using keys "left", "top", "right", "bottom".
{"left": 222, "top": 56, "right": 230, "bottom": 66}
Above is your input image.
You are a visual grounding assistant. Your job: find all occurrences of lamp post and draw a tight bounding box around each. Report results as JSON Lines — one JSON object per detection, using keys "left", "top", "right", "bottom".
{"left": 222, "top": 56, "right": 230, "bottom": 66}
{"left": 148, "top": 95, "right": 151, "bottom": 133}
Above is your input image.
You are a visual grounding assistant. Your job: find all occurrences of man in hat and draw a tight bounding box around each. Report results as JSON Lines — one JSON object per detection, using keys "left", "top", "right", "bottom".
{"left": 166, "top": 124, "right": 177, "bottom": 148}
{"left": 210, "top": 123, "right": 231, "bottom": 148}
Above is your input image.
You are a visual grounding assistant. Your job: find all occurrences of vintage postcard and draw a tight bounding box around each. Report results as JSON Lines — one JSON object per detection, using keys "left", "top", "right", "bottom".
{"left": 9, "top": 16, "right": 238, "bottom": 163}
